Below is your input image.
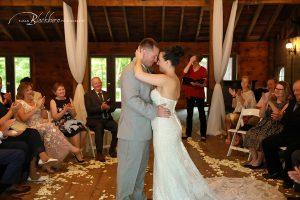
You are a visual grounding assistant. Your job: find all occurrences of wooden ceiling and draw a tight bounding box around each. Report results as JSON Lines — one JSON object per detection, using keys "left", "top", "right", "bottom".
{"left": 0, "top": 0, "right": 299, "bottom": 42}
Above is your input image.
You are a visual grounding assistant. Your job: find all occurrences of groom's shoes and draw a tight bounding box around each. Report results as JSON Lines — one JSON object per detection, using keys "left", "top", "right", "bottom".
{"left": 96, "top": 153, "right": 106, "bottom": 162}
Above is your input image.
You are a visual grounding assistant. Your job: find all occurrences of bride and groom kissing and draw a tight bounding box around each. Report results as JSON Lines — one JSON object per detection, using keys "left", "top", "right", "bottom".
{"left": 116, "top": 38, "right": 218, "bottom": 200}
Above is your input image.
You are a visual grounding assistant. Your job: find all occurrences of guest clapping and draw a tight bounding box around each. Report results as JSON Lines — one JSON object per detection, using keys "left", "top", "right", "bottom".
{"left": 0, "top": 77, "right": 12, "bottom": 110}
{"left": 262, "top": 80, "right": 300, "bottom": 189}
{"left": 50, "top": 82, "right": 87, "bottom": 163}
{"left": 0, "top": 102, "right": 58, "bottom": 181}
{"left": 15, "top": 82, "right": 80, "bottom": 164}
{"left": 243, "top": 81, "right": 291, "bottom": 169}
{"left": 225, "top": 76, "right": 256, "bottom": 144}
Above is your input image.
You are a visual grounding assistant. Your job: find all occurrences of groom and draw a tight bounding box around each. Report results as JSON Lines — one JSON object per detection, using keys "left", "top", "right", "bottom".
{"left": 117, "top": 38, "right": 170, "bottom": 200}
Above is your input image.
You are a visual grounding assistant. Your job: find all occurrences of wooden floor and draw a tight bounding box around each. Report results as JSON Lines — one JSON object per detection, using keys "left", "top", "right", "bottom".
{"left": 20, "top": 135, "right": 298, "bottom": 200}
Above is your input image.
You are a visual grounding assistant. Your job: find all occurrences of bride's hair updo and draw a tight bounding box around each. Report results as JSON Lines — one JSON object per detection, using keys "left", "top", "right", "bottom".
{"left": 163, "top": 45, "right": 184, "bottom": 67}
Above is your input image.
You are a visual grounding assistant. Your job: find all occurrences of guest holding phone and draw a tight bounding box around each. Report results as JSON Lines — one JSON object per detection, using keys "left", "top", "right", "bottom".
{"left": 182, "top": 55, "right": 207, "bottom": 141}
{"left": 50, "top": 82, "right": 87, "bottom": 163}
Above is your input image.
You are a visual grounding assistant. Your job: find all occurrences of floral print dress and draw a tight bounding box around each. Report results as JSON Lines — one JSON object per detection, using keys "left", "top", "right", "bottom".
{"left": 17, "top": 99, "right": 73, "bottom": 162}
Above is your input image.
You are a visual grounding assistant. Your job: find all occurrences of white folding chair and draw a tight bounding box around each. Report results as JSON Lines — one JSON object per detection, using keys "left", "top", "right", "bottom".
{"left": 85, "top": 127, "right": 97, "bottom": 158}
{"left": 226, "top": 108, "right": 261, "bottom": 160}
{"left": 84, "top": 127, "right": 112, "bottom": 158}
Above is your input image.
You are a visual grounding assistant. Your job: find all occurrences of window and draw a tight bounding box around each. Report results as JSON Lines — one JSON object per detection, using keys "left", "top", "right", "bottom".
{"left": 279, "top": 67, "right": 285, "bottom": 81}
{"left": 115, "top": 57, "right": 131, "bottom": 102}
{"left": 223, "top": 57, "right": 233, "bottom": 81}
{"left": 90, "top": 57, "right": 107, "bottom": 91}
{"left": 0, "top": 57, "right": 6, "bottom": 93}
{"left": 14, "top": 57, "right": 30, "bottom": 93}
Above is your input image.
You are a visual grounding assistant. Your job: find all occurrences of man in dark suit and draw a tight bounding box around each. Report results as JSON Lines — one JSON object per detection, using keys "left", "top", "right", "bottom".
{"left": 0, "top": 149, "right": 27, "bottom": 200}
{"left": 262, "top": 80, "right": 300, "bottom": 188}
{"left": 0, "top": 125, "right": 31, "bottom": 199}
{"left": 84, "top": 77, "right": 118, "bottom": 162}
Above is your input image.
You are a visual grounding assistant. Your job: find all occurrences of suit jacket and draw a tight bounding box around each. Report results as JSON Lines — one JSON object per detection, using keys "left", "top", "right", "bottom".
{"left": 84, "top": 89, "right": 116, "bottom": 121}
{"left": 117, "top": 60, "right": 156, "bottom": 141}
{"left": 281, "top": 99, "right": 300, "bottom": 139}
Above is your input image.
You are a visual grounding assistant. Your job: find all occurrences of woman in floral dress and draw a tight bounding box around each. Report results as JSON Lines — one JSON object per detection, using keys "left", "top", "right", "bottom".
{"left": 15, "top": 82, "right": 81, "bottom": 163}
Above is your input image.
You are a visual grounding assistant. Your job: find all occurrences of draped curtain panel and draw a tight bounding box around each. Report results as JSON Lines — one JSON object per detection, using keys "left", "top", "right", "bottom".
{"left": 207, "top": 0, "right": 238, "bottom": 135}
{"left": 63, "top": 0, "right": 88, "bottom": 122}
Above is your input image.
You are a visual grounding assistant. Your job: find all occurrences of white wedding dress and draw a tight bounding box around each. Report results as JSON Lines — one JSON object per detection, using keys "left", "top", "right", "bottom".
{"left": 150, "top": 89, "right": 285, "bottom": 200}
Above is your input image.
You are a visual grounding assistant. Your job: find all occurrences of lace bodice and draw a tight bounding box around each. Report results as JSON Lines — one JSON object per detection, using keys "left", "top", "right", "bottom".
{"left": 17, "top": 99, "right": 46, "bottom": 127}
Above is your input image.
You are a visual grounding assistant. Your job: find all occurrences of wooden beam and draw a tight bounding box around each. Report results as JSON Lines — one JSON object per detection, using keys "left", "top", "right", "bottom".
{"left": 161, "top": 6, "right": 165, "bottom": 41}
{"left": 88, "top": 11, "right": 98, "bottom": 42}
{"left": 279, "top": 7, "right": 297, "bottom": 39}
{"left": 25, "top": 7, "right": 49, "bottom": 41}
{"left": 143, "top": 6, "right": 146, "bottom": 37}
{"left": 1, "top": 0, "right": 299, "bottom": 7}
{"left": 234, "top": 5, "right": 244, "bottom": 29}
{"left": 122, "top": 7, "right": 130, "bottom": 41}
{"left": 103, "top": 7, "right": 114, "bottom": 42}
{"left": 246, "top": 4, "right": 264, "bottom": 40}
{"left": 195, "top": 7, "right": 205, "bottom": 41}
{"left": 178, "top": 7, "right": 185, "bottom": 41}
{"left": 0, "top": 23, "right": 14, "bottom": 41}
{"left": 44, "top": 7, "right": 64, "bottom": 41}
{"left": 262, "top": 5, "right": 283, "bottom": 40}
{"left": 18, "top": 24, "right": 32, "bottom": 41}
{"left": 62, "top": 0, "right": 77, "bottom": 6}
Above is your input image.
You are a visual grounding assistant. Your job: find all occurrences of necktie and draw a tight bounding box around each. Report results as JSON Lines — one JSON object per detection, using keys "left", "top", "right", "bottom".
{"left": 98, "top": 92, "right": 108, "bottom": 119}
{"left": 294, "top": 103, "right": 299, "bottom": 112}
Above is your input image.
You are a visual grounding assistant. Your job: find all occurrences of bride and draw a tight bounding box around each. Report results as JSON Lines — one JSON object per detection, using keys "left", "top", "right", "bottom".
{"left": 133, "top": 45, "right": 285, "bottom": 200}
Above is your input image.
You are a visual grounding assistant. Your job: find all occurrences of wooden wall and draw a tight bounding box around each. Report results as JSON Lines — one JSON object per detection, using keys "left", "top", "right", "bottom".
{"left": 237, "top": 42, "right": 269, "bottom": 88}
{"left": 0, "top": 41, "right": 272, "bottom": 108}
{"left": 273, "top": 37, "right": 300, "bottom": 85}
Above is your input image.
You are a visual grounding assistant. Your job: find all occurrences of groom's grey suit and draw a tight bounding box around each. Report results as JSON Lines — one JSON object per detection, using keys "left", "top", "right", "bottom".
{"left": 117, "top": 60, "right": 156, "bottom": 200}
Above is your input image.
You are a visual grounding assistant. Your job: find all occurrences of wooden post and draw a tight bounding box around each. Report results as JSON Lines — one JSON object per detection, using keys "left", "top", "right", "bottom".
{"left": 208, "top": 0, "right": 215, "bottom": 103}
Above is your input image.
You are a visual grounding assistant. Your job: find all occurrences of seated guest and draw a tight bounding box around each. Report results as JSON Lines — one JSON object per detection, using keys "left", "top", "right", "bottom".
{"left": 225, "top": 76, "right": 257, "bottom": 144}
{"left": 50, "top": 82, "right": 87, "bottom": 163}
{"left": 0, "top": 77, "right": 12, "bottom": 109}
{"left": 243, "top": 81, "right": 291, "bottom": 169}
{"left": 84, "top": 77, "right": 118, "bottom": 162}
{"left": 0, "top": 102, "right": 58, "bottom": 180}
{"left": 20, "top": 77, "right": 42, "bottom": 102}
{"left": 0, "top": 148, "right": 28, "bottom": 200}
{"left": 288, "top": 150, "right": 300, "bottom": 193}
{"left": 15, "top": 82, "right": 81, "bottom": 164}
{"left": 256, "top": 78, "right": 276, "bottom": 115}
{"left": 182, "top": 55, "right": 207, "bottom": 141}
{"left": 262, "top": 80, "right": 300, "bottom": 189}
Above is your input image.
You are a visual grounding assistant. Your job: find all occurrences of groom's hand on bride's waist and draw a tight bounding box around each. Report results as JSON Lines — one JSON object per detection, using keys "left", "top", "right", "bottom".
{"left": 156, "top": 104, "right": 171, "bottom": 118}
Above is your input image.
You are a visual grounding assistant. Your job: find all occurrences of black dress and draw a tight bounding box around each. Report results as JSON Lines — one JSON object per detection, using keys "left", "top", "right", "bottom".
{"left": 53, "top": 98, "right": 86, "bottom": 137}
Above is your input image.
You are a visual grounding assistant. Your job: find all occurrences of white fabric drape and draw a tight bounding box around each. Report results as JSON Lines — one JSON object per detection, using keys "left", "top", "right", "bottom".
{"left": 207, "top": 0, "right": 238, "bottom": 135}
{"left": 63, "top": 0, "right": 88, "bottom": 122}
